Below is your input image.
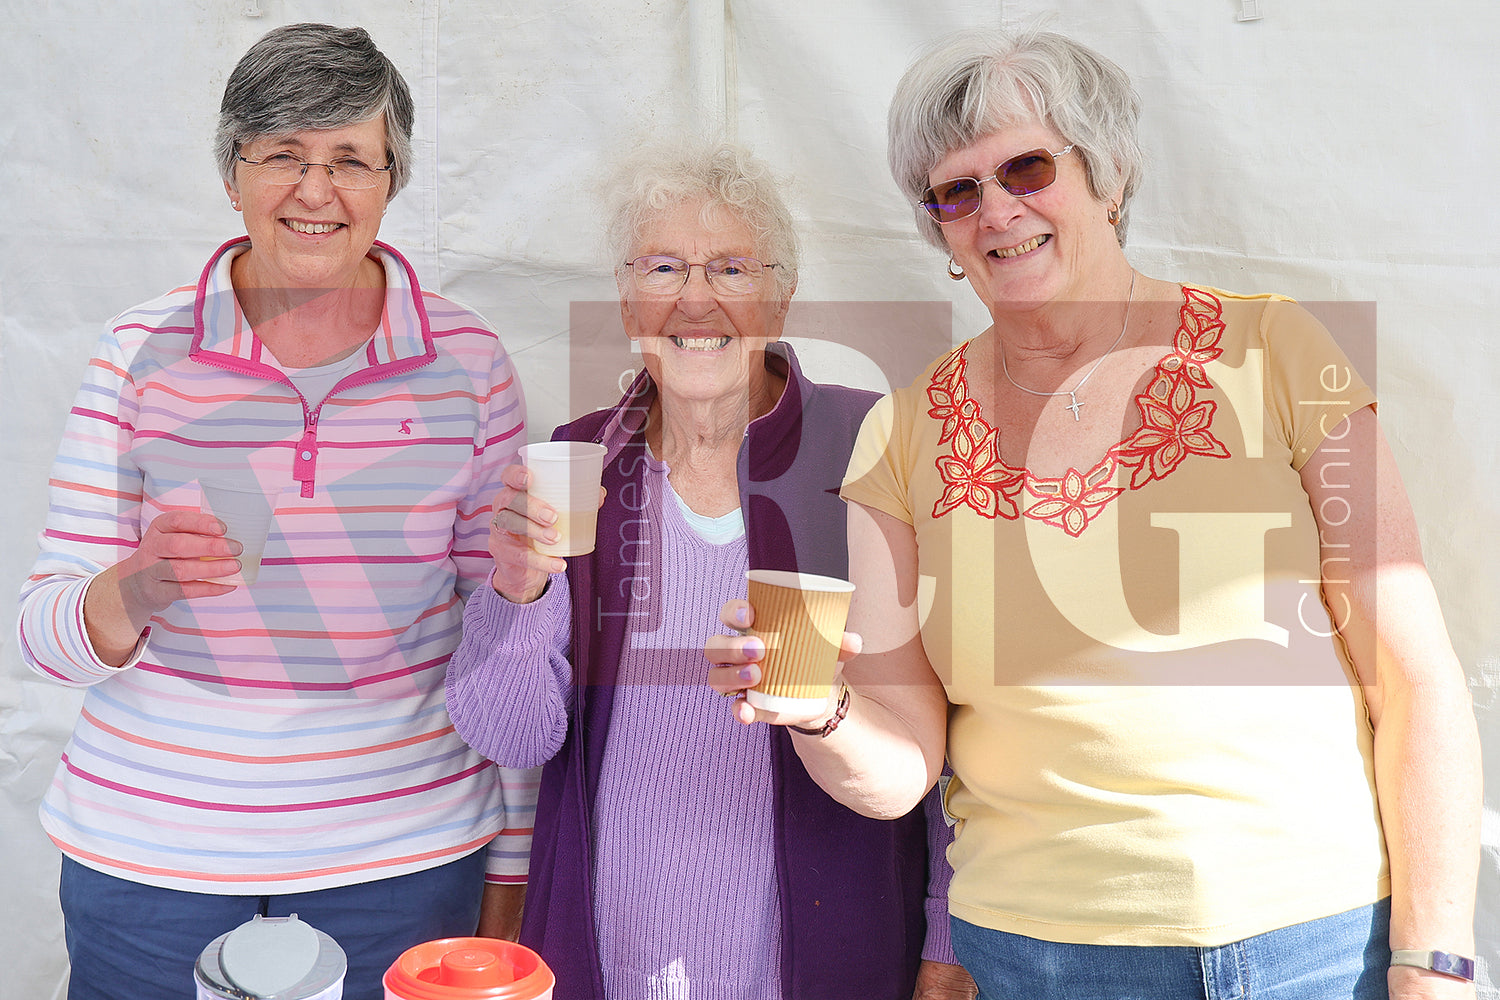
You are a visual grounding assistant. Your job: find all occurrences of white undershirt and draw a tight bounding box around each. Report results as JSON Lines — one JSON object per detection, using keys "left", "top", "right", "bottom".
{"left": 278, "top": 347, "right": 366, "bottom": 408}
{"left": 649, "top": 446, "right": 747, "bottom": 545}
{"left": 666, "top": 480, "right": 746, "bottom": 545}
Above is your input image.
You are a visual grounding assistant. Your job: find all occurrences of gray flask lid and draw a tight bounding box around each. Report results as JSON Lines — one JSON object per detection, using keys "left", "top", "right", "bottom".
{"left": 220, "top": 913, "right": 321, "bottom": 997}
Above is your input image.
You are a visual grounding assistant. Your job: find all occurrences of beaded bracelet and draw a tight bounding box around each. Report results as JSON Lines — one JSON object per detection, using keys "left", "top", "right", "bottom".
{"left": 789, "top": 683, "right": 850, "bottom": 739}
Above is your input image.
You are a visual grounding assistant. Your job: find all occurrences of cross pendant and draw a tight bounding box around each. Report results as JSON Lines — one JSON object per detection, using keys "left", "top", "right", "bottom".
{"left": 1065, "top": 393, "right": 1084, "bottom": 421}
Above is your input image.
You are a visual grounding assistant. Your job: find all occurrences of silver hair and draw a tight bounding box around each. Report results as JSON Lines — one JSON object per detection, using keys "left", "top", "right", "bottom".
{"left": 604, "top": 138, "right": 800, "bottom": 302}
{"left": 888, "top": 27, "right": 1143, "bottom": 249}
{"left": 214, "top": 23, "right": 415, "bottom": 200}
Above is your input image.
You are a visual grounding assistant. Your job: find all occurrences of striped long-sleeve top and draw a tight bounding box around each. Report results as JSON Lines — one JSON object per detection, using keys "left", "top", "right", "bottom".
{"left": 17, "top": 236, "right": 537, "bottom": 893}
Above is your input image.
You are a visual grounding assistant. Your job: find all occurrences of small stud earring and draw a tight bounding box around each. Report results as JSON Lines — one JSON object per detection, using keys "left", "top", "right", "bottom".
{"left": 947, "top": 258, "right": 966, "bottom": 280}
{"left": 1107, "top": 203, "right": 1121, "bottom": 226}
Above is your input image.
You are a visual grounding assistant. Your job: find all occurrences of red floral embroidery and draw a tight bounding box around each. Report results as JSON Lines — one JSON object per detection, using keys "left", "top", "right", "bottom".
{"left": 933, "top": 423, "right": 1024, "bottom": 520}
{"left": 1115, "top": 394, "right": 1231, "bottom": 489}
{"left": 1024, "top": 460, "right": 1124, "bottom": 537}
{"left": 926, "top": 286, "right": 1232, "bottom": 533}
{"left": 1166, "top": 287, "right": 1227, "bottom": 389}
{"left": 926, "top": 361, "right": 982, "bottom": 445}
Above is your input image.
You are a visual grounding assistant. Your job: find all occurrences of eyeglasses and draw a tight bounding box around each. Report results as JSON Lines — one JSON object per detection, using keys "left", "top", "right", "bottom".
{"left": 621, "top": 255, "right": 779, "bottom": 296}
{"left": 918, "top": 145, "right": 1074, "bottom": 224}
{"left": 236, "top": 152, "right": 394, "bottom": 191}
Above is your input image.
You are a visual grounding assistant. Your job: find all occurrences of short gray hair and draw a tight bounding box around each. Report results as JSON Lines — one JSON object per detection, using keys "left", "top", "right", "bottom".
{"left": 889, "top": 27, "right": 1143, "bottom": 249}
{"left": 215, "top": 23, "right": 415, "bottom": 200}
{"left": 604, "top": 138, "right": 800, "bottom": 302}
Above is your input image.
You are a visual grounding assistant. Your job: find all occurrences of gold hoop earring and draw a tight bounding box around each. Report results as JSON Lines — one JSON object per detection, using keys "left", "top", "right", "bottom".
{"left": 947, "top": 258, "right": 965, "bottom": 280}
{"left": 1107, "top": 203, "right": 1121, "bottom": 226}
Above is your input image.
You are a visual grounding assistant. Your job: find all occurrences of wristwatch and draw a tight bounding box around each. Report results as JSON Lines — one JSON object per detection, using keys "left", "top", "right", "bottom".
{"left": 1389, "top": 949, "right": 1475, "bottom": 982}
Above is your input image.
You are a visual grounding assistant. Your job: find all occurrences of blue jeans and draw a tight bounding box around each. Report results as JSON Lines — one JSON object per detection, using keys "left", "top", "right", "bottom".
{"left": 951, "top": 897, "right": 1391, "bottom": 1000}
{"left": 60, "top": 851, "right": 486, "bottom": 1000}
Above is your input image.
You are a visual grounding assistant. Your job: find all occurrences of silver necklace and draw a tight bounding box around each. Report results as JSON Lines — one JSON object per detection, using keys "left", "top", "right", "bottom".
{"left": 1000, "top": 272, "right": 1136, "bottom": 421}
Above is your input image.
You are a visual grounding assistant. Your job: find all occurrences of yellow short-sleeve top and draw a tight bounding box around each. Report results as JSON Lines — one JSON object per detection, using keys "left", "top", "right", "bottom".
{"left": 841, "top": 286, "right": 1386, "bottom": 946}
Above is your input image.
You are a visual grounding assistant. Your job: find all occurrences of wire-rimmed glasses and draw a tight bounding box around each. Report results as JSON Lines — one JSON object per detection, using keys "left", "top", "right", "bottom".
{"left": 235, "top": 152, "right": 394, "bottom": 191}
{"left": 621, "top": 255, "right": 778, "bottom": 296}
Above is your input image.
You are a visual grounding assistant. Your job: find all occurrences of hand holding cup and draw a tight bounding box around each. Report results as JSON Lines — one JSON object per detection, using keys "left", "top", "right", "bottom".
{"left": 487, "top": 464, "right": 567, "bottom": 604}
{"left": 706, "top": 589, "right": 863, "bottom": 730}
{"left": 84, "top": 510, "right": 244, "bottom": 666}
{"left": 488, "top": 452, "right": 607, "bottom": 605}
{"left": 118, "top": 510, "right": 245, "bottom": 611}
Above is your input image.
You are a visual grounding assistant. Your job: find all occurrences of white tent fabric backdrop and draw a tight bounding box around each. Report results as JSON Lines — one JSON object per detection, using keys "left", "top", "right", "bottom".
{"left": 2, "top": 1, "right": 1496, "bottom": 996}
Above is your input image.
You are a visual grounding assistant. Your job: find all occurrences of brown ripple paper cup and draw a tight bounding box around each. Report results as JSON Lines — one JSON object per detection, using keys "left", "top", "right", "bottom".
{"left": 744, "top": 570, "right": 855, "bottom": 713}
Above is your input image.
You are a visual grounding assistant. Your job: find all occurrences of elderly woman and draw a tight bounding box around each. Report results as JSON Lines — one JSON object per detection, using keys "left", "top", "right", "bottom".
{"left": 710, "top": 27, "right": 1480, "bottom": 1000}
{"left": 446, "top": 140, "right": 973, "bottom": 1000}
{"left": 17, "top": 24, "right": 531, "bottom": 1000}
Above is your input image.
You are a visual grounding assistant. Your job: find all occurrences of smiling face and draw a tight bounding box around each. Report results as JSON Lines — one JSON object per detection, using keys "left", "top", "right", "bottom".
{"left": 225, "top": 117, "right": 391, "bottom": 292}
{"left": 930, "top": 121, "right": 1125, "bottom": 318}
{"left": 619, "top": 200, "right": 793, "bottom": 412}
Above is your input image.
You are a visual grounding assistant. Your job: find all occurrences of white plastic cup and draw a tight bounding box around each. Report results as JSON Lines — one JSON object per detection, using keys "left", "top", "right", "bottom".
{"left": 518, "top": 442, "right": 606, "bottom": 557}
{"left": 199, "top": 479, "right": 278, "bottom": 585}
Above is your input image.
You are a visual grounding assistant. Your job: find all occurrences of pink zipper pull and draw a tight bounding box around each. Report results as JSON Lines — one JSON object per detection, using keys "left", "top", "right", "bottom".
{"left": 293, "top": 429, "right": 319, "bottom": 498}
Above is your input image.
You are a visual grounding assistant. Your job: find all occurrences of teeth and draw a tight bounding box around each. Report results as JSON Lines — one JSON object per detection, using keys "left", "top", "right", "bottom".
{"left": 286, "top": 220, "right": 341, "bottom": 234}
{"left": 671, "top": 336, "right": 731, "bottom": 351}
{"left": 995, "top": 234, "right": 1047, "bottom": 258}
